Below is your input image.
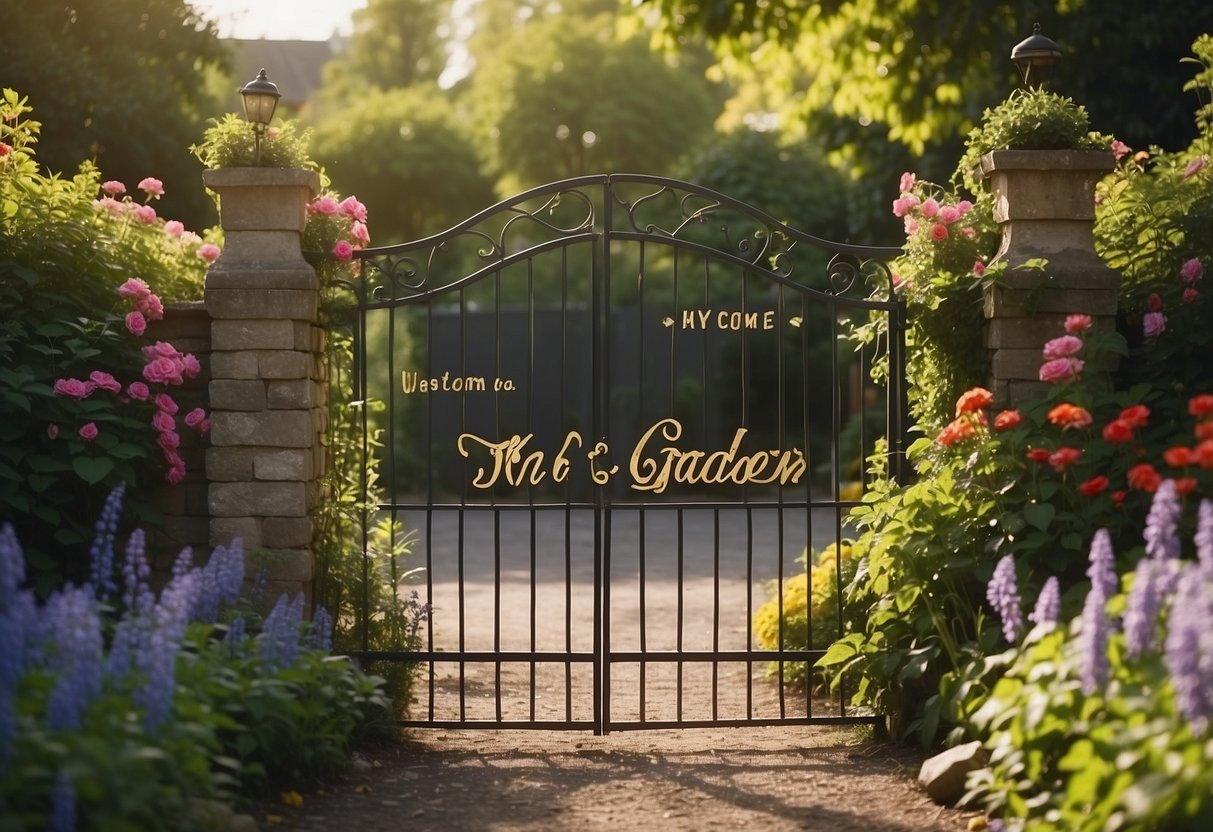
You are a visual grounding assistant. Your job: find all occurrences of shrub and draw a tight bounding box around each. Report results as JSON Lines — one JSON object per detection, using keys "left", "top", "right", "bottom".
{"left": 0, "top": 488, "right": 390, "bottom": 827}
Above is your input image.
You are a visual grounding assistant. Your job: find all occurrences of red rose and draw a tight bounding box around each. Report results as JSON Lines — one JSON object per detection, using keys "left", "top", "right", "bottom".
{"left": 1119, "top": 405, "right": 1150, "bottom": 428}
{"left": 1163, "top": 446, "right": 1194, "bottom": 468}
{"left": 1127, "top": 463, "right": 1162, "bottom": 492}
{"left": 1102, "top": 420, "right": 1135, "bottom": 444}
{"left": 993, "top": 409, "right": 1021, "bottom": 431}
{"left": 1026, "top": 447, "right": 1052, "bottom": 463}
{"left": 1078, "top": 475, "right": 1109, "bottom": 497}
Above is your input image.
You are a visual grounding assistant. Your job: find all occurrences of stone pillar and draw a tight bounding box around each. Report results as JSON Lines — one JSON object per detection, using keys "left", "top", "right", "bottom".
{"left": 981, "top": 149, "right": 1120, "bottom": 406}
{"left": 202, "top": 167, "right": 323, "bottom": 602}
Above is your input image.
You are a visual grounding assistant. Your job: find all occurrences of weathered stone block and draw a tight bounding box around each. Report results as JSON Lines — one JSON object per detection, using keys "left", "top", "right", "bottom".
{"left": 206, "top": 447, "right": 257, "bottom": 481}
{"left": 257, "top": 550, "right": 314, "bottom": 582}
{"left": 990, "top": 348, "right": 1048, "bottom": 381}
{"left": 254, "top": 449, "right": 311, "bottom": 481}
{"left": 267, "top": 379, "right": 314, "bottom": 409}
{"left": 202, "top": 167, "right": 319, "bottom": 232}
{"left": 206, "top": 288, "right": 318, "bottom": 322}
{"left": 210, "top": 481, "right": 308, "bottom": 517}
{"left": 210, "top": 351, "right": 261, "bottom": 380}
{"left": 205, "top": 267, "right": 318, "bottom": 291}
{"left": 260, "top": 351, "right": 311, "bottom": 379}
{"left": 209, "top": 379, "right": 267, "bottom": 411}
{"left": 209, "top": 517, "right": 261, "bottom": 549}
{"left": 212, "top": 319, "right": 297, "bottom": 351}
{"left": 263, "top": 517, "right": 314, "bottom": 549}
{"left": 211, "top": 410, "right": 314, "bottom": 448}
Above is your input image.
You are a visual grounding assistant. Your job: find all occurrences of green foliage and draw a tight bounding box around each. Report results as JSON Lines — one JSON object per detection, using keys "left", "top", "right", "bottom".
{"left": 955, "top": 89, "right": 1110, "bottom": 193}
{"left": 311, "top": 86, "right": 495, "bottom": 243}
{"left": 190, "top": 113, "right": 316, "bottom": 171}
{"left": 320, "top": 0, "right": 453, "bottom": 92}
{"left": 0, "top": 0, "right": 228, "bottom": 228}
{"left": 0, "top": 90, "right": 213, "bottom": 590}
{"left": 960, "top": 587, "right": 1213, "bottom": 830}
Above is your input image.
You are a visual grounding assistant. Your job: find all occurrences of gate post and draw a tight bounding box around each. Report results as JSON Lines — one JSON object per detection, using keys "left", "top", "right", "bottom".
{"left": 980, "top": 149, "right": 1121, "bottom": 406}
{"left": 201, "top": 167, "right": 324, "bottom": 603}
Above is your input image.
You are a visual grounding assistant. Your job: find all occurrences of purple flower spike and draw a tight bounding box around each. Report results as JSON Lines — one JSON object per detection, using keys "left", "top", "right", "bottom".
{"left": 1165, "top": 575, "right": 1213, "bottom": 733}
{"left": 1079, "top": 585, "right": 1111, "bottom": 696}
{"left": 89, "top": 483, "right": 126, "bottom": 601}
{"left": 1144, "top": 479, "right": 1182, "bottom": 562}
{"left": 1124, "top": 560, "right": 1164, "bottom": 658}
{"left": 987, "top": 554, "right": 1023, "bottom": 643}
{"left": 1086, "top": 529, "right": 1118, "bottom": 600}
{"left": 1196, "top": 500, "right": 1213, "bottom": 578}
{"left": 1029, "top": 576, "right": 1061, "bottom": 627}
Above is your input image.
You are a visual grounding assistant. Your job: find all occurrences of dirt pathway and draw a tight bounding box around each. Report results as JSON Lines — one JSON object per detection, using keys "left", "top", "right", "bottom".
{"left": 274, "top": 726, "right": 972, "bottom": 831}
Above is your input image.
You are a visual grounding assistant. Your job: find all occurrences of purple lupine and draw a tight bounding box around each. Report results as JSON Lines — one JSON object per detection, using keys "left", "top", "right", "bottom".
{"left": 1, "top": 523, "right": 26, "bottom": 608}
{"left": 0, "top": 591, "right": 35, "bottom": 763}
{"left": 44, "top": 585, "right": 104, "bottom": 731}
{"left": 1164, "top": 573, "right": 1213, "bottom": 732}
{"left": 1196, "top": 499, "right": 1213, "bottom": 578}
{"left": 88, "top": 483, "right": 126, "bottom": 601}
{"left": 47, "top": 770, "right": 76, "bottom": 832}
{"left": 224, "top": 616, "right": 247, "bottom": 649}
{"left": 170, "top": 546, "right": 194, "bottom": 582}
{"left": 986, "top": 554, "right": 1023, "bottom": 642}
{"left": 1086, "top": 529, "right": 1118, "bottom": 601}
{"left": 193, "top": 541, "right": 245, "bottom": 624}
{"left": 121, "top": 529, "right": 154, "bottom": 614}
{"left": 135, "top": 570, "right": 198, "bottom": 731}
{"left": 1124, "top": 559, "right": 1164, "bottom": 658}
{"left": 311, "top": 605, "right": 334, "bottom": 652}
{"left": 1029, "top": 576, "right": 1061, "bottom": 627}
{"left": 1079, "top": 584, "right": 1111, "bottom": 696}
{"left": 260, "top": 593, "right": 305, "bottom": 672}
{"left": 1144, "top": 479, "right": 1182, "bottom": 562}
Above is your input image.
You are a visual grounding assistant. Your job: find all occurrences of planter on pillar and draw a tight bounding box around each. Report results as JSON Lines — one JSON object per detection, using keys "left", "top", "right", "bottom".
{"left": 980, "top": 149, "right": 1121, "bottom": 406}
{"left": 202, "top": 167, "right": 323, "bottom": 604}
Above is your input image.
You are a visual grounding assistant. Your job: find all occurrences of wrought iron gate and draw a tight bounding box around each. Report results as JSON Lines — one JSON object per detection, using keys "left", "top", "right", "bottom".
{"left": 340, "top": 175, "right": 903, "bottom": 733}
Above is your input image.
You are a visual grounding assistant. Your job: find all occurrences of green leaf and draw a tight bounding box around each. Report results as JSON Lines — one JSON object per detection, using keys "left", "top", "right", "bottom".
{"left": 71, "top": 455, "right": 114, "bottom": 485}
{"left": 1023, "top": 502, "right": 1055, "bottom": 532}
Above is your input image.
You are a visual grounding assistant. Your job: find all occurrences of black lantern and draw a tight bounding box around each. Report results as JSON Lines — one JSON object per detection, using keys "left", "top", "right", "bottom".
{"left": 239, "top": 68, "right": 281, "bottom": 164}
{"left": 1010, "top": 24, "right": 1062, "bottom": 88}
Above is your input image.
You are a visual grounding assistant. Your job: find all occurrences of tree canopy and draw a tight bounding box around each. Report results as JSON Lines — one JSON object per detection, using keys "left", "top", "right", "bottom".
{"left": 0, "top": 0, "right": 229, "bottom": 228}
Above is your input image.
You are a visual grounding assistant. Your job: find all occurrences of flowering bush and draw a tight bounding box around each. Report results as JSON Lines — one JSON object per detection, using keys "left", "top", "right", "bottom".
{"left": 958, "top": 485, "right": 1213, "bottom": 830}
{"left": 753, "top": 540, "right": 860, "bottom": 686}
{"left": 190, "top": 112, "right": 314, "bottom": 170}
{"left": 1, "top": 89, "right": 220, "bottom": 589}
{"left": 0, "top": 488, "right": 390, "bottom": 828}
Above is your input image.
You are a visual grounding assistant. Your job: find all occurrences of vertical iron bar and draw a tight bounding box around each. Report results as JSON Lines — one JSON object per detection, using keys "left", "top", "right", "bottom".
{"left": 672, "top": 246, "right": 684, "bottom": 725}
{"left": 458, "top": 286, "right": 468, "bottom": 722}
{"left": 637, "top": 238, "right": 647, "bottom": 724}
{"left": 528, "top": 256, "right": 538, "bottom": 723}
{"left": 423, "top": 300, "right": 436, "bottom": 720}
{"left": 562, "top": 245, "right": 573, "bottom": 725}
{"left": 493, "top": 268, "right": 503, "bottom": 723}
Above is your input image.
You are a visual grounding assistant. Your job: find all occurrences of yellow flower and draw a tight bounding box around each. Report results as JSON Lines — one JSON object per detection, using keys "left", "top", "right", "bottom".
{"left": 280, "top": 791, "right": 304, "bottom": 808}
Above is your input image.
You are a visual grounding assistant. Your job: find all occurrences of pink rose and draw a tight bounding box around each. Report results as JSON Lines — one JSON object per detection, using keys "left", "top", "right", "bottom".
{"left": 1039, "top": 357, "right": 1084, "bottom": 383}
{"left": 339, "top": 195, "right": 369, "bottom": 222}
{"left": 184, "top": 407, "right": 207, "bottom": 428}
{"left": 143, "top": 341, "right": 180, "bottom": 360}
{"left": 972, "top": 260, "right": 986, "bottom": 277}
{"left": 938, "top": 205, "right": 960, "bottom": 224}
{"left": 181, "top": 353, "right": 201, "bottom": 379}
{"left": 47, "top": 424, "right": 59, "bottom": 440}
{"left": 195, "top": 419, "right": 210, "bottom": 436}
{"left": 53, "top": 378, "right": 92, "bottom": 399}
{"left": 891, "top": 197, "right": 912, "bottom": 218}
{"left": 197, "top": 243, "right": 221, "bottom": 263}
{"left": 101, "top": 180, "right": 126, "bottom": 196}
{"left": 899, "top": 172, "right": 916, "bottom": 194}
{"left": 138, "top": 293, "right": 164, "bottom": 321}
{"left": 0, "top": 142, "right": 11, "bottom": 158}
{"left": 143, "top": 357, "right": 184, "bottom": 386}
{"left": 118, "top": 278, "right": 151, "bottom": 300}
{"left": 1042, "top": 335, "right": 1084, "bottom": 360}
{"left": 1147, "top": 292, "right": 1164, "bottom": 312}
{"left": 904, "top": 217, "right": 919, "bottom": 236}
{"left": 137, "top": 177, "right": 164, "bottom": 197}
{"left": 351, "top": 220, "right": 371, "bottom": 245}
{"left": 127, "top": 381, "right": 150, "bottom": 400}
{"left": 1064, "top": 314, "right": 1093, "bottom": 334}
{"left": 78, "top": 422, "right": 99, "bottom": 441}
{"left": 165, "top": 460, "right": 187, "bottom": 485}
{"left": 94, "top": 197, "right": 124, "bottom": 216}
{"left": 310, "top": 195, "right": 340, "bottom": 215}
{"left": 956, "top": 200, "right": 973, "bottom": 215}
{"left": 155, "top": 393, "right": 179, "bottom": 415}
{"left": 1185, "top": 156, "right": 1206, "bottom": 179}
{"left": 88, "top": 371, "right": 122, "bottom": 394}
{"left": 164, "top": 220, "right": 185, "bottom": 238}
{"left": 1110, "top": 140, "right": 1131, "bottom": 161}
{"left": 1143, "top": 311, "right": 1167, "bottom": 338}
{"left": 929, "top": 223, "right": 948, "bottom": 242}
{"left": 1181, "top": 258, "right": 1204, "bottom": 283}
{"left": 132, "top": 204, "right": 157, "bottom": 224}
{"left": 921, "top": 198, "right": 940, "bottom": 219}
{"left": 157, "top": 430, "right": 181, "bottom": 450}
{"left": 151, "top": 409, "right": 176, "bottom": 433}
{"left": 333, "top": 240, "right": 354, "bottom": 261}
{"left": 1184, "top": 288, "right": 1199, "bottom": 304}
{"left": 125, "top": 310, "right": 147, "bottom": 336}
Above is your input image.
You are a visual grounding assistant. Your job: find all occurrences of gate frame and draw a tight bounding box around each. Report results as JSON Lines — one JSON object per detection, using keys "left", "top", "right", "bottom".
{"left": 339, "top": 174, "right": 906, "bottom": 733}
